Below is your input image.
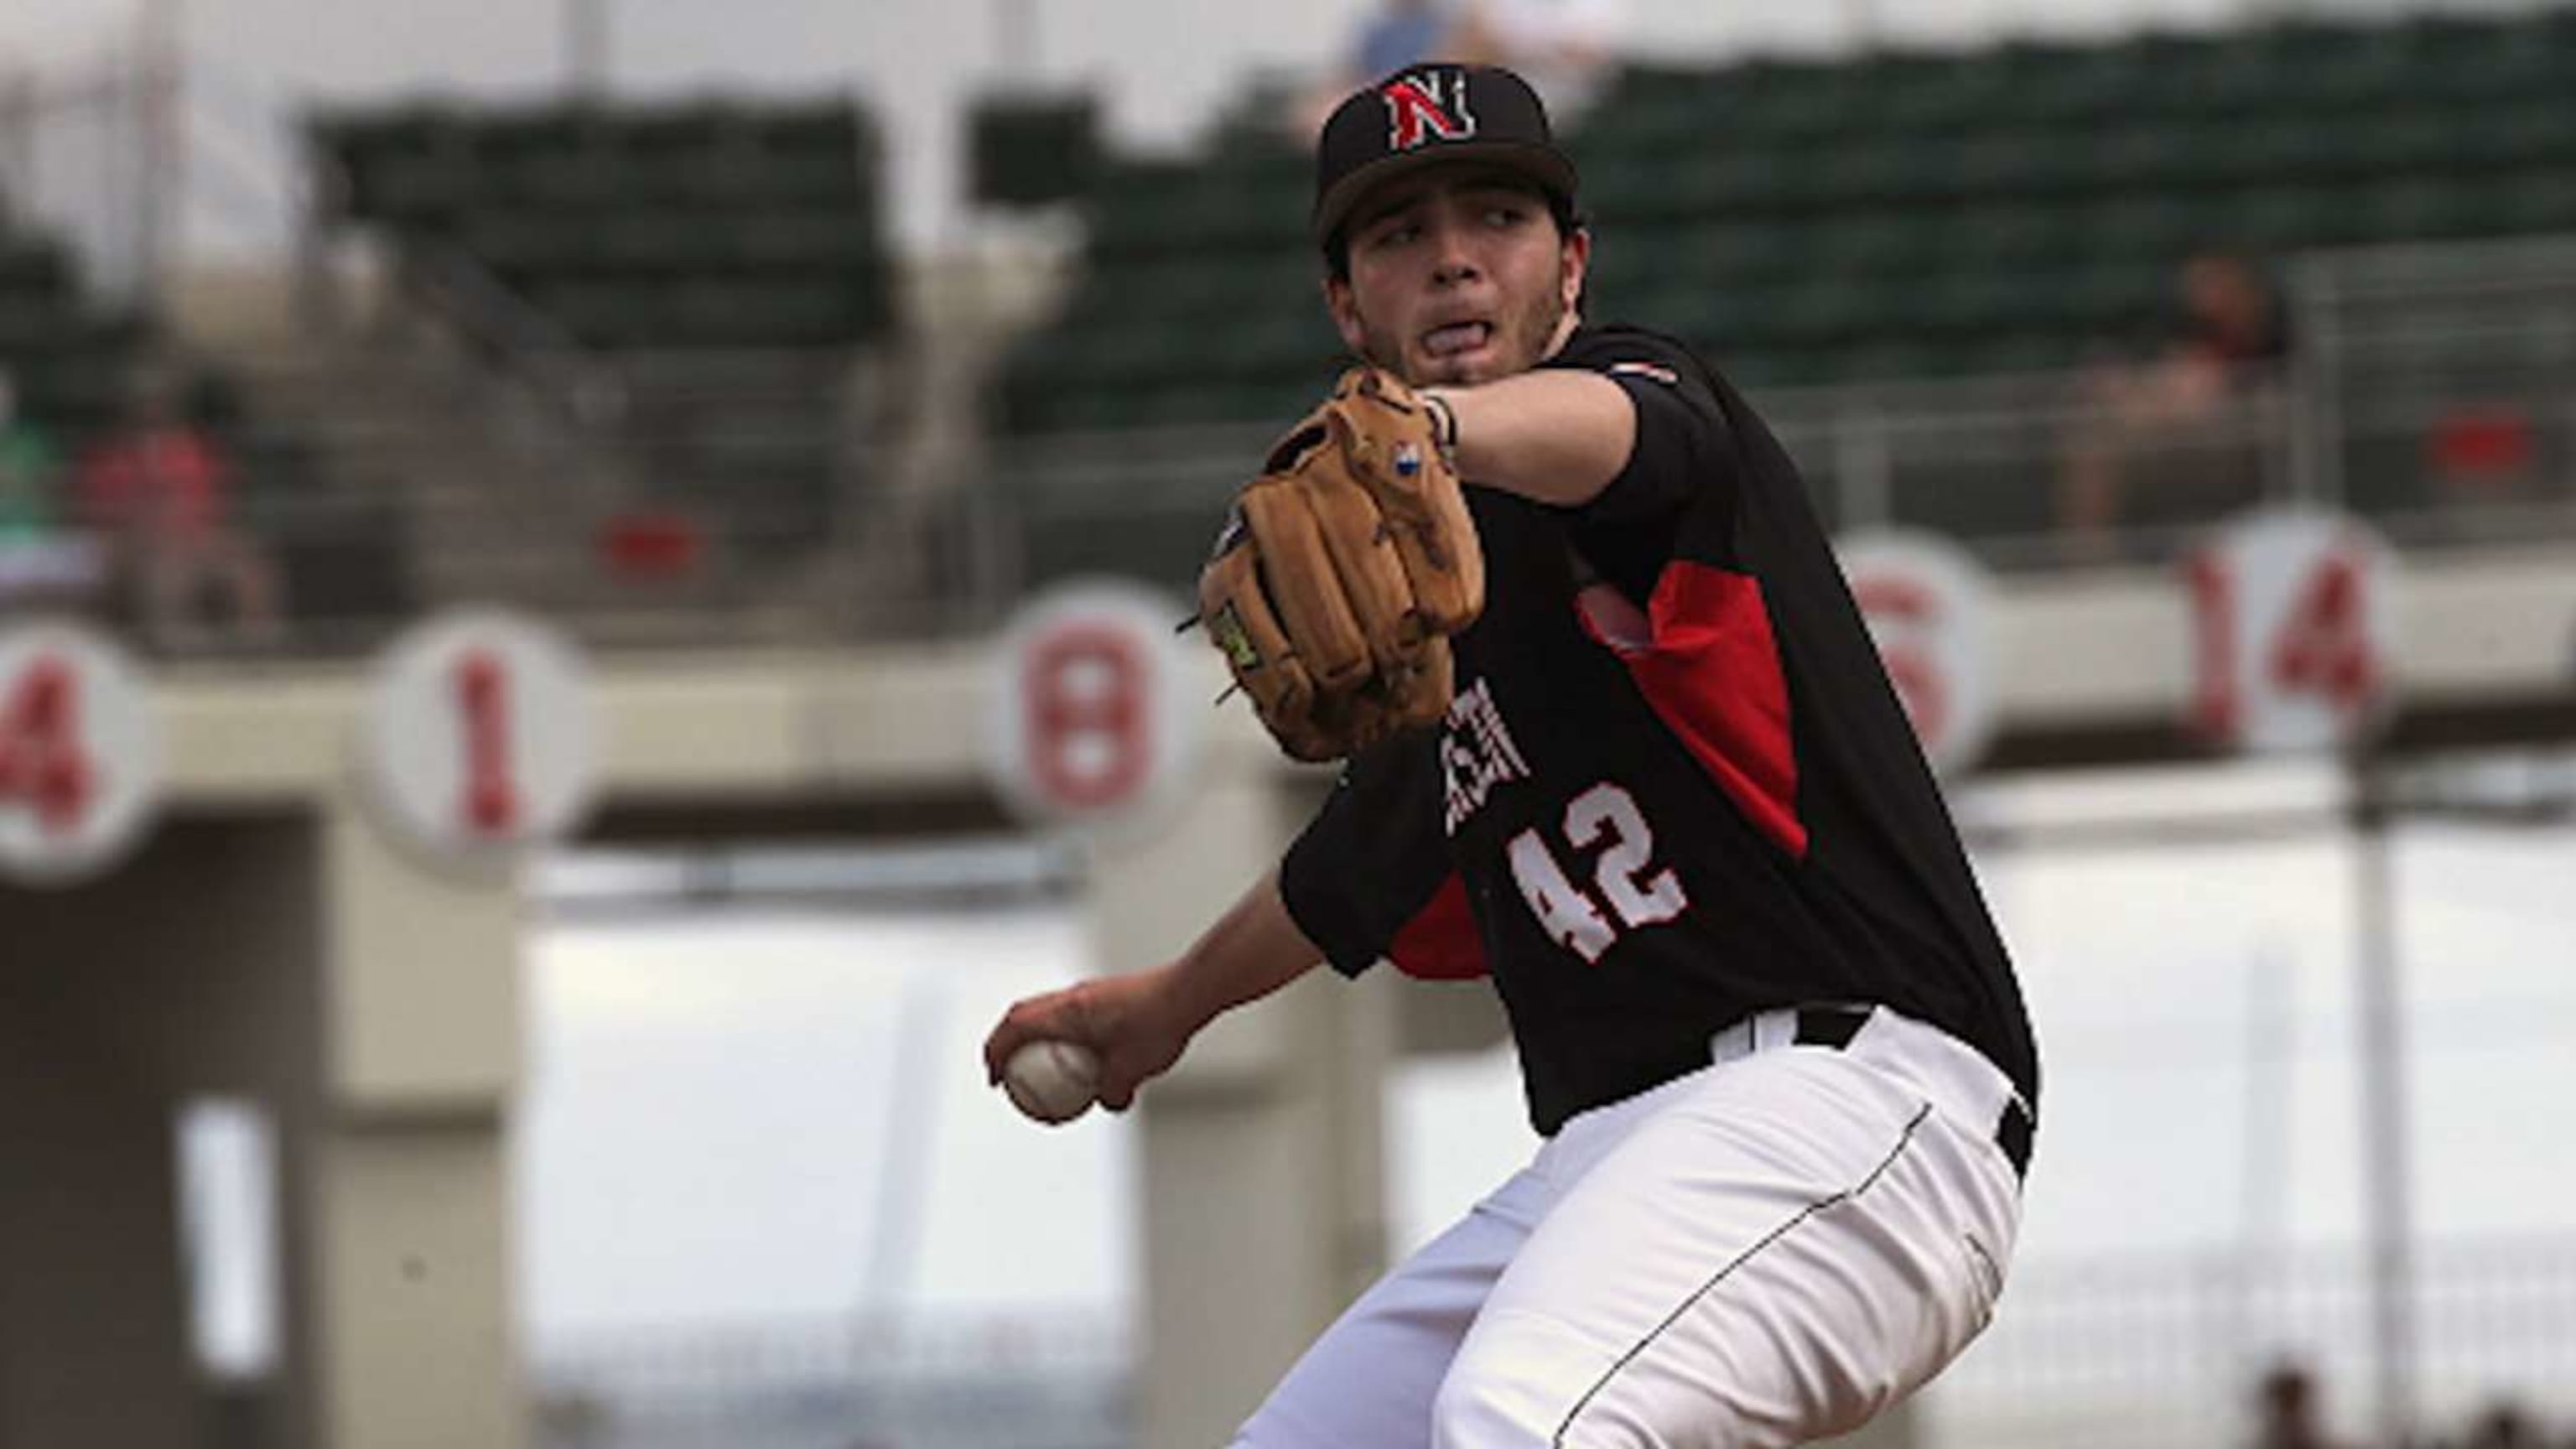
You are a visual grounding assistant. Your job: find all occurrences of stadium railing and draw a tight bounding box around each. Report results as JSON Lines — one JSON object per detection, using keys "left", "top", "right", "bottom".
{"left": 515, "top": 1236, "right": 2576, "bottom": 1449}
{"left": 14, "top": 232, "right": 2573, "bottom": 660}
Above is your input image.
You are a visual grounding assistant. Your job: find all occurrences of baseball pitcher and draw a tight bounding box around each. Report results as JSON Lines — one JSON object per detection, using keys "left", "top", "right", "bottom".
{"left": 984, "top": 62, "right": 2039, "bottom": 1447}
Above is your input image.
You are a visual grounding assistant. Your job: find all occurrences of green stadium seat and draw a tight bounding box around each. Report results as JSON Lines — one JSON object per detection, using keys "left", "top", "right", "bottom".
{"left": 0, "top": 299, "right": 78, "bottom": 353}
{"left": 2002, "top": 44, "right": 2157, "bottom": 127}
{"left": 0, "top": 239, "right": 70, "bottom": 295}
{"left": 2085, "top": 125, "right": 2210, "bottom": 195}
{"left": 1810, "top": 143, "right": 1946, "bottom": 210}
{"left": 1572, "top": 85, "right": 1714, "bottom": 154}
{"left": 1945, "top": 203, "right": 2088, "bottom": 270}
{"left": 363, "top": 154, "right": 480, "bottom": 229}
{"left": 2287, "top": 23, "right": 2421, "bottom": 112}
{"left": 1848, "top": 51, "right": 2003, "bottom": 138}
{"left": 458, "top": 210, "right": 592, "bottom": 276}
{"left": 2472, "top": 101, "right": 2576, "bottom": 169}
{"left": 2496, "top": 173, "right": 2576, "bottom": 235}
{"left": 586, "top": 210, "right": 704, "bottom": 275}
{"left": 2353, "top": 178, "right": 2507, "bottom": 245}
{"left": 2224, "top": 184, "right": 2363, "bottom": 252}
{"left": 470, "top": 108, "right": 601, "bottom": 167}
{"left": 2403, "top": 15, "right": 2561, "bottom": 104}
{"left": 969, "top": 92, "right": 1100, "bottom": 207}
{"left": 1712, "top": 60, "right": 1846, "bottom": 144}
{"left": 1808, "top": 215, "right": 1939, "bottom": 277}
{"left": 1949, "top": 132, "right": 2099, "bottom": 202}
{"left": 984, "top": 7, "right": 2576, "bottom": 430}
{"left": 659, "top": 278, "right": 856, "bottom": 349}
{"left": 756, "top": 103, "right": 864, "bottom": 158}
{"left": 484, "top": 148, "right": 628, "bottom": 208}
{"left": 726, "top": 210, "right": 876, "bottom": 271}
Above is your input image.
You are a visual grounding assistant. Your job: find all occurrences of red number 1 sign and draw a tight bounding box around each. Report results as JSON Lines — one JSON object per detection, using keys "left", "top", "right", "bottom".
{"left": 365, "top": 611, "right": 599, "bottom": 859}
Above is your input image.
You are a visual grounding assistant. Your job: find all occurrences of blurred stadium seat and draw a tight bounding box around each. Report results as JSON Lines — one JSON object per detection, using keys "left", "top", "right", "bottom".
{"left": 989, "top": 7, "right": 2576, "bottom": 442}
{"left": 293, "top": 96, "right": 900, "bottom": 617}
{"left": 311, "top": 98, "right": 894, "bottom": 351}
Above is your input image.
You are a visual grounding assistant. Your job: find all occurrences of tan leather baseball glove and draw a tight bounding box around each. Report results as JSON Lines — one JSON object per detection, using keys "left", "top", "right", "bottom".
{"left": 1197, "top": 366, "right": 1485, "bottom": 761}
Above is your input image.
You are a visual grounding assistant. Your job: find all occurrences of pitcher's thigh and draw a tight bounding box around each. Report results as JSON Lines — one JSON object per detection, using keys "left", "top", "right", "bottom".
{"left": 1431, "top": 1066, "right": 2003, "bottom": 1447}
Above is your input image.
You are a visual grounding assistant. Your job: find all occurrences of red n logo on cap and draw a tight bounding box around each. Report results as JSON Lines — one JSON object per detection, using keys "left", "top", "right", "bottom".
{"left": 1383, "top": 71, "right": 1476, "bottom": 151}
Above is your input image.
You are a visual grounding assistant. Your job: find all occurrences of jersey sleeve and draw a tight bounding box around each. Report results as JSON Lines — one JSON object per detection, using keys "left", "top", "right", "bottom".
{"left": 1547, "top": 325, "right": 1736, "bottom": 526}
{"left": 1279, "top": 730, "right": 1479, "bottom": 980}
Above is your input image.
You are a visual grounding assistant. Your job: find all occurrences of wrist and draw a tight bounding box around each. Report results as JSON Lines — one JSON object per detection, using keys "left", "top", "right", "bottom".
{"left": 1419, "top": 388, "right": 1462, "bottom": 458}
{"left": 1152, "top": 953, "right": 1227, "bottom": 1042}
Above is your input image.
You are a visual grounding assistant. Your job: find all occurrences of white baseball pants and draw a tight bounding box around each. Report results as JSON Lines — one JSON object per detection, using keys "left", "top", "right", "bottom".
{"left": 1229, "top": 1006, "right": 2026, "bottom": 1449}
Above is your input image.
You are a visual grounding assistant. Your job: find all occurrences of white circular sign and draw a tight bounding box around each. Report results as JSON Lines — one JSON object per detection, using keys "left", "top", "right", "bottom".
{"left": 0, "top": 621, "right": 160, "bottom": 886}
{"left": 2184, "top": 506, "right": 2401, "bottom": 755}
{"left": 1836, "top": 530, "right": 2000, "bottom": 776}
{"left": 986, "top": 579, "right": 1204, "bottom": 838}
{"left": 362, "top": 610, "right": 601, "bottom": 857}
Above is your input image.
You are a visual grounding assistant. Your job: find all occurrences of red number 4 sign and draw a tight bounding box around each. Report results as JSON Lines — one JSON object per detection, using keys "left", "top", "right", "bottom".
{"left": 0, "top": 625, "right": 160, "bottom": 885}
{"left": 2187, "top": 509, "right": 2397, "bottom": 755}
{"left": 0, "top": 657, "right": 92, "bottom": 834}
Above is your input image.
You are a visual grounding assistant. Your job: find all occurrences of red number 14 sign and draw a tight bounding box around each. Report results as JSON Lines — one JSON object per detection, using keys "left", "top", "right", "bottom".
{"left": 2185, "top": 507, "right": 2401, "bottom": 755}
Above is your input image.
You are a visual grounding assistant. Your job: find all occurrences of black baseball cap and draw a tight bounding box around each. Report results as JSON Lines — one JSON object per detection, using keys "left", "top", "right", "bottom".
{"left": 1312, "top": 63, "right": 1581, "bottom": 252}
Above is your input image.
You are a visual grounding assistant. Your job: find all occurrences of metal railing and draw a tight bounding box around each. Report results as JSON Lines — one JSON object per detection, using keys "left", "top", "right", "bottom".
{"left": 518, "top": 1237, "right": 2576, "bottom": 1449}
{"left": 532, "top": 1309, "right": 1129, "bottom": 1449}
{"left": 399, "top": 242, "right": 636, "bottom": 438}
{"left": 16, "top": 224, "right": 2576, "bottom": 658}
{"left": 1931, "top": 1238, "right": 2576, "bottom": 1448}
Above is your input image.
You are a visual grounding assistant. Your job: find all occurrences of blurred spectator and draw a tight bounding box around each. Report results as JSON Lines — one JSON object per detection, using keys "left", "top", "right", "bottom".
{"left": 1448, "top": 0, "right": 1627, "bottom": 117}
{"left": 2253, "top": 1360, "right": 2344, "bottom": 1449}
{"left": 1295, "top": 0, "right": 1623, "bottom": 134}
{"left": 2057, "top": 249, "right": 2291, "bottom": 563}
{"left": 77, "top": 370, "right": 282, "bottom": 649}
{"left": 2464, "top": 1401, "right": 2542, "bottom": 1449}
{"left": 1359, "top": 0, "right": 1452, "bottom": 78}
{"left": 1296, "top": 0, "right": 1457, "bottom": 137}
{"left": 0, "top": 365, "right": 108, "bottom": 608}
{"left": 0, "top": 366, "right": 55, "bottom": 544}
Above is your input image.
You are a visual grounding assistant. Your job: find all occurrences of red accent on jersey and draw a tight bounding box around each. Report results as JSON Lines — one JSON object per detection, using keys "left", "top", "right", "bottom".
{"left": 1591, "top": 562, "right": 1808, "bottom": 859}
{"left": 1387, "top": 871, "right": 1489, "bottom": 979}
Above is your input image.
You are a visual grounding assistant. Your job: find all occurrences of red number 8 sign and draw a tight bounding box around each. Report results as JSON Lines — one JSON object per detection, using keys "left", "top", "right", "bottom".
{"left": 1024, "top": 624, "right": 1151, "bottom": 812}
{"left": 0, "top": 623, "right": 160, "bottom": 886}
{"left": 989, "top": 582, "right": 1202, "bottom": 834}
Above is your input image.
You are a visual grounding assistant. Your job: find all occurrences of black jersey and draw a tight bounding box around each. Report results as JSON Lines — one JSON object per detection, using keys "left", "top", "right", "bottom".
{"left": 1279, "top": 324, "right": 2039, "bottom": 1137}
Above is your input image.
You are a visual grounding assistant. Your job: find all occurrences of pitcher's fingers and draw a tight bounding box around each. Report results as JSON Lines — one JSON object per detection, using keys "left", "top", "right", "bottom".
{"left": 981, "top": 991, "right": 1067, "bottom": 1083}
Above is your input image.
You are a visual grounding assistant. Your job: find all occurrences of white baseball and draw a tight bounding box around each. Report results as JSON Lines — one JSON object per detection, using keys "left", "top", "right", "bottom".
{"left": 1003, "top": 1039, "right": 1103, "bottom": 1124}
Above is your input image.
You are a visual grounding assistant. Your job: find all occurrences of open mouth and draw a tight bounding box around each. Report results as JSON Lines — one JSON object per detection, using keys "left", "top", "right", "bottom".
{"left": 1420, "top": 320, "right": 1494, "bottom": 360}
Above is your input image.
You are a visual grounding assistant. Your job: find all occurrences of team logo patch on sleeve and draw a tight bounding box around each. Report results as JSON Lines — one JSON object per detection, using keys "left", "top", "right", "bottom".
{"left": 1607, "top": 360, "right": 1681, "bottom": 386}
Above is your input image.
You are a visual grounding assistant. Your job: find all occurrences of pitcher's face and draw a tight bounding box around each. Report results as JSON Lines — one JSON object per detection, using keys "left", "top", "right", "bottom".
{"left": 1326, "top": 167, "right": 1586, "bottom": 387}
